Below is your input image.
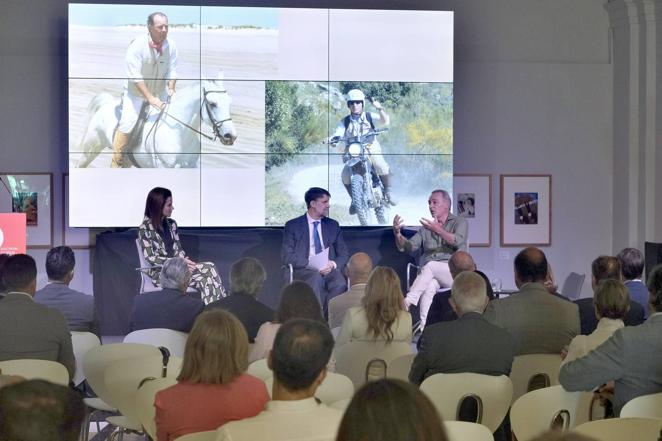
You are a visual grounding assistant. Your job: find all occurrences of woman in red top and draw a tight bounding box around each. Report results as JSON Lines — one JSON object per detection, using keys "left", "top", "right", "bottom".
{"left": 155, "top": 309, "right": 269, "bottom": 441}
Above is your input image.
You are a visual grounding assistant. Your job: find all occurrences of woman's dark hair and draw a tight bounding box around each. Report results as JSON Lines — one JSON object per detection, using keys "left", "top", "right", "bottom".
{"left": 336, "top": 379, "right": 448, "bottom": 441}
{"left": 143, "top": 187, "right": 172, "bottom": 231}
{"left": 274, "top": 281, "right": 324, "bottom": 324}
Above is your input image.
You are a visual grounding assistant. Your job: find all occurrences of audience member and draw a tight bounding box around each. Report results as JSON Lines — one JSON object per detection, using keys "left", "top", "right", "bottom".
{"left": 559, "top": 264, "right": 662, "bottom": 416}
{"left": 575, "top": 256, "right": 644, "bottom": 335}
{"left": 336, "top": 379, "right": 448, "bottom": 441}
{"left": 562, "top": 279, "right": 628, "bottom": 365}
{"left": 335, "top": 266, "right": 412, "bottom": 348}
{"left": 617, "top": 247, "right": 649, "bottom": 317}
{"left": 0, "top": 379, "right": 85, "bottom": 441}
{"left": 409, "top": 271, "right": 515, "bottom": 385}
{"left": 0, "top": 254, "right": 75, "bottom": 379}
{"left": 130, "top": 257, "right": 204, "bottom": 332}
{"left": 206, "top": 257, "right": 274, "bottom": 342}
{"left": 155, "top": 310, "right": 269, "bottom": 441}
{"left": 484, "top": 248, "right": 580, "bottom": 355}
{"left": 0, "top": 253, "right": 9, "bottom": 298}
{"left": 33, "top": 246, "right": 98, "bottom": 335}
{"left": 0, "top": 372, "right": 24, "bottom": 389}
{"left": 328, "top": 252, "right": 373, "bottom": 329}
{"left": 250, "top": 281, "right": 324, "bottom": 363}
{"left": 530, "top": 432, "right": 597, "bottom": 441}
{"left": 217, "top": 319, "right": 341, "bottom": 441}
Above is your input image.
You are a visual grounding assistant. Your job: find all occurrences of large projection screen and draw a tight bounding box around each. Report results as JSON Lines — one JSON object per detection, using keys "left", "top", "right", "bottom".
{"left": 68, "top": 4, "right": 454, "bottom": 227}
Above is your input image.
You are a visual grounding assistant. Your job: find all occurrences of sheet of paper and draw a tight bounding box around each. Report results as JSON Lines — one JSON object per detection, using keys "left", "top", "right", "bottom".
{"left": 307, "top": 247, "right": 329, "bottom": 270}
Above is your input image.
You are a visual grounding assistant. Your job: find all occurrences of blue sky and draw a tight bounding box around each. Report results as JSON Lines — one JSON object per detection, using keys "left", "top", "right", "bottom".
{"left": 69, "top": 4, "right": 278, "bottom": 28}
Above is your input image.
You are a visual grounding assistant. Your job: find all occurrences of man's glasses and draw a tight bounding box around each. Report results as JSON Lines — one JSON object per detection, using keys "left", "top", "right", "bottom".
{"left": 348, "top": 100, "right": 363, "bottom": 106}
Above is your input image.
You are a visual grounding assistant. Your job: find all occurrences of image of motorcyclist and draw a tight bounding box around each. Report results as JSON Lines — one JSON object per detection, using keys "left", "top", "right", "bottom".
{"left": 330, "top": 89, "right": 397, "bottom": 214}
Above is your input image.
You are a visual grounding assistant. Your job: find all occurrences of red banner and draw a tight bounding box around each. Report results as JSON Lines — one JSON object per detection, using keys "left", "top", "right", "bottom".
{"left": 0, "top": 213, "right": 27, "bottom": 254}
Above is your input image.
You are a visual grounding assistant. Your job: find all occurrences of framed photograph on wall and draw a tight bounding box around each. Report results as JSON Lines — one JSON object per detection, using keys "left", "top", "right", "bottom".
{"left": 62, "top": 173, "right": 91, "bottom": 248}
{"left": 500, "top": 174, "right": 551, "bottom": 246}
{"left": 0, "top": 173, "right": 53, "bottom": 248}
{"left": 453, "top": 173, "right": 491, "bottom": 247}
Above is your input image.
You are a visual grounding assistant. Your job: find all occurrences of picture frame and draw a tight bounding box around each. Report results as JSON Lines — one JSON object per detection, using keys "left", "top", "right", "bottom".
{"left": 62, "top": 173, "right": 91, "bottom": 248}
{"left": 453, "top": 173, "right": 491, "bottom": 247}
{"left": 500, "top": 174, "right": 552, "bottom": 246}
{"left": 0, "top": 173, "right": 53, "bottom": 248}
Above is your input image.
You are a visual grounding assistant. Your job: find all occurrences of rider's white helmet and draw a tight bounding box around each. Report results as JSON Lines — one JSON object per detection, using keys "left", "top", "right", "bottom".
{"left": 346, "top": 89, "right": 365, "bottom": 105}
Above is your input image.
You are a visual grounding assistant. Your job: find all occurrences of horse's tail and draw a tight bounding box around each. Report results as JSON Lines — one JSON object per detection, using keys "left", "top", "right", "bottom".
{"left": 87, "top": 93, "right": 114, "bottom": 115}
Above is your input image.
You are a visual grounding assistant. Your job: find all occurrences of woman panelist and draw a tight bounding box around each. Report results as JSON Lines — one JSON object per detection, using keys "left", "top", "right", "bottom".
{"left": 138, "top": 187, "right": 225, "bottom": 304}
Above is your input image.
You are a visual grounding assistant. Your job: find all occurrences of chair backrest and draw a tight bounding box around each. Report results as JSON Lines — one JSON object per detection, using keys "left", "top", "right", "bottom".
{"left": 264, "top": 372, "right": 354, "bottom": 405}
{"left": 620, "top": 392, "right": 662, "bottom": 419}
{"left": 419, "top": 373, "right": 513, "bottom": 432}
{"left": 104, "top": 355, "right": 182, "bottom": 428}
{"left": 175, "top": 431, "right": 217, "bottom": 441}
{"left": 329, "top": 398, "right": 351, "bottom": 412}
{"left": 82, "top": 343, "right": 161, "bottom": 404}
{"left": 124, "top": 328, "right": 188, "bottom": 358}
{"left": 135, "top": 376, "right": 178, "bottom": 439}
{"left": 334, "top": 340, "right": 413, "bottom": 388}
{"left": 246, "top": 358, "right": 271, "bottom": 381}
{"left": 71, "top": 331, "right": 101, "bottom": 386}
{"left": 0, "top": 359, "right": 69, "bottom": 386}
{"left": 510, "top": 353, "right": 562, "bottom": 402}
{"left": 561, "top": 272, "right": 585, "bottom": 300}
{"left": 443, "top": 421, "right": 494, "bottom": 441}
{"left": 386, "top": 353, "right": 416, "bottom": 381}
{"left": 136, "top": 238, "right": 160, "bottom": 293}
{"left": 510, "top": 385, "right": 592, "bottom": 441}
{"left": 572, "top": 417, "right": 662, "bottom": 440}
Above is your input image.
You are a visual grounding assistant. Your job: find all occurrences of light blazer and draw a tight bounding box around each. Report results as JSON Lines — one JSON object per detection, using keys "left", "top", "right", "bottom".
{"left": 138, "top": 217, "right": 186, "bottom": 282}
{"left": 0, "top": 293, "right": 75, "bottom": 379}
{"left": 281, "top": 214, "right": 349, "bottom": 271}
{"left": 483, "top": 282, "right": 580, "bottom": 355}
{"left": 328, "top": 284, "right": 367, "bottom": 329}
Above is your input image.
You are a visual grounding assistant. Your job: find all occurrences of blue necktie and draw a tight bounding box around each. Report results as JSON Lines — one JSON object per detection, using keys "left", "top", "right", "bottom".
{"left": 313, "top": 221, "right": 323, "bottom": 254}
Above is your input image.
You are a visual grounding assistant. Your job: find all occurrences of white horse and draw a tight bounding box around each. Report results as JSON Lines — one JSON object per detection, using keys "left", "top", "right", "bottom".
{"left": 75, "top": 74, "right": 237, "bottom": 168}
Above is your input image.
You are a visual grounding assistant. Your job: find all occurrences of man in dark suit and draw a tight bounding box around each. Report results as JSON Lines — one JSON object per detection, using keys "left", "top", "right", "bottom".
{"left": 410, "top": 271, "right": 515, "bottom": 385}
{"left": 0, "top": 254, "right": 75, "bottom": 380}
{"left": 617, "top": 247, "right": 650, "bottom": 317}
{"left": 34, "top": 246, "right": 98, "bottom": 336}
{"left": 575, "top": 255, "right": 645, "bottom": 335}
{"left": 130, "top": 257, "right": 204, "bottom": 332}
{"left": 206, "top": 257, "right": 274, "bottom": 342}
{"left": 282, "top": 187, "right": 349, "bottom": 313}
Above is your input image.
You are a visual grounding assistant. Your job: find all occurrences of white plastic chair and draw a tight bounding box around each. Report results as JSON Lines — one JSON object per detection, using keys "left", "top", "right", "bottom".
{"left": 419, "top": 373, "right": 513, "bottom": 432}
{"left": 71, "top": 331, "right": 101, "bottom": 387}
{"left": 265, "top": 372, "right": 354, "bottom": 405}
{"left": 572, "top": 417, "right": 662, "bottom": 440}
{"left": 443, "top": 421, "right": 494, "bottom": 441}
{"left": 329, "top": 398, "right": 351, "bottom": 412}
{"left": 510, "top": 353, "right": 562, "bottom": 403}
{"left": 561, "top": 272, "right": 585, "bottom": 300}
{"left": 136, "top": 238, "right": 161, "bottom": 293}
{"left": 135, "top": 377, "right": 178, "bottom": 439}
{"left": 334, "top": 340, "right": 413, "bottom": 388}
{"left": 246, "top": 358, "right": 271, "bottom": 381}
{"left": 620, "top": 392, "right": 662, "bottom": 419}
{"left": 175, "top": 431, "right": 217, "bottom": 441}
{"left": 0, "top": 359, "right": 69, "bottom": 386}
{"left": 386, "top": 353, "right": 416, "bottom": 381}
{"left": 124, "top": 328, "right": 188, "bottom": 358}
{"left": 510, "top": 385, "right": 592, "bottom": 441}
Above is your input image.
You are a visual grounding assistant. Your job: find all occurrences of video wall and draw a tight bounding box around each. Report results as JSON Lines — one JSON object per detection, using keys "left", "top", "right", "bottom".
{"left": 68, "top": 4, "right": 454, "bottom": 227}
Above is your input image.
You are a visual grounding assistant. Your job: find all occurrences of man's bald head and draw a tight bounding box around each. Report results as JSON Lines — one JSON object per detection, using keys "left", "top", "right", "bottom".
{"left": 347, "top": 252, "right": 373, "bottom": 284}
{"left": 448, "top": 251, "right": 476, "bottom": 279}
{"left": 514, "top": 247, "right": 548, "bottom": 287}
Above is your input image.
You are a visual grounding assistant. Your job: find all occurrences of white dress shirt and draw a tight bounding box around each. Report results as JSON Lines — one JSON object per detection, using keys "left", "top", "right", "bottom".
{"left": 306, "top": 213, "right": 326, "bottom": 259}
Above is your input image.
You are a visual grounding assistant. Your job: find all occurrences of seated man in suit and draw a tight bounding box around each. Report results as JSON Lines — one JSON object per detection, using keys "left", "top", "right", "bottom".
{"left": 282, "top": 187, "right": 349, "bottom": 315}
{"left": 206, "top": 257, "right": 274, "bottom": 342}
{"left": 484, "top": 247, "right": 580, "bottom": 355}
{"left": 130, "top": 257, "right": 204, "bottom": 332}
{"left": 0, "top": 254, "right": 75, "bottom": 380}
{"left": 409, "top": 271, "right": 515, "bottom": 385}
{"left": 617, "top": 247, "right": 649, "bottom": 317}
{"left": 328, "top": 252, "right": 373, "bottom": 329}
{"left": 216, "top": 319, "right": 342, "bottom": 441}
{"left": 34, "top": 246, "right": 98, "bottom": 336}
{"left": 575, "top": 256, "right": 644, "bottom": 335}
{"left": 560, "top": 264, "right": 662, "bottom": 416}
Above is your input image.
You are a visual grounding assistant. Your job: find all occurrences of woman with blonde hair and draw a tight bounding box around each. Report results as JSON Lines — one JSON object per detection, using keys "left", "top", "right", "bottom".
{"left": 335, "top": 266, "right": 412, "bottom": 347}
{"left": 154, "top": 310, "right": 269, "bottom": 441}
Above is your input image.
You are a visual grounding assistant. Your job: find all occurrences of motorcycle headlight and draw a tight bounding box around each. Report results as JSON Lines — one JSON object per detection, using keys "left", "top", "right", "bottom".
{"left": 348, "top": 143, "right": 361, "bottom": 157}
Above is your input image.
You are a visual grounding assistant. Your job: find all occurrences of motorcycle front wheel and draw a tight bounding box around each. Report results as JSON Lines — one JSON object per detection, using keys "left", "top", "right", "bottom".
{"left": 350, "top": 174, "right": 370, "bottom": 226}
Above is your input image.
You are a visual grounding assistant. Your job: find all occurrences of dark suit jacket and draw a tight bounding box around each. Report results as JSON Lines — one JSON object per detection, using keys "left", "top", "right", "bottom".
{"left": 409, "top": 312, "right": 515, "bottom": 385}
{"left": 575, "top": 297, "right": 645, "bottom": 335}
{"left": 624, "top": 280, "right": 650, "bottom": 318}
{"left": 0, "top": 293, "right": 75, "bottom": 379}
{"left": 205, "top": 293, "right": 274, "bottom": 343}
{"left": 282, "top": 214, "right": 349, "bottom": 271}
{"left": 34, "top": 282, "right": 99, "bottom": 336}
{"left": 130, "top": 288, "right": 204, "bottom": 333}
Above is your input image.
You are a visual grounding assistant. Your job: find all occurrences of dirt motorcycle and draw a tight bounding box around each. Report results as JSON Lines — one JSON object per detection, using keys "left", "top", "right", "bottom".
{"left": 327, "top": 128, "right": 390, "bottom": 225}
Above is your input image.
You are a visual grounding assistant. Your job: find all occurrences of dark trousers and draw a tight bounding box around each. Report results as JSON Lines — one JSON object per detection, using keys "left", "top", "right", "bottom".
{"left": 291, "top": 267, "right": 347, "bottom": 317}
